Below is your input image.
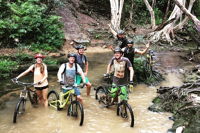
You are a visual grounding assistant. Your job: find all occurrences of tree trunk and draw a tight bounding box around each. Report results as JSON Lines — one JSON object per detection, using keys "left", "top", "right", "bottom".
{"left": 173, "top": 0, "right": 200, "bottom": 29}
{"left": 143, "top": 0, "right": 156, "bottom": 29}
{"left": 149, "top": 0, "right": 197, "bottom": 44}
{"left": 109, "top": 0, "right": 125, "bottom": 37}
{"left": 162, "top": 0, "right": 171, "bottom": 23}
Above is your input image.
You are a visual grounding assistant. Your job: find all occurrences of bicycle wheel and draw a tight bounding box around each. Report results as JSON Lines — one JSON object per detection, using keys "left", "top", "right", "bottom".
{"left": 117, "top": 101, "right": 134, "bottom": 127}
{"left": 47, "top": 90, "right": 60, "bottom": 110}
{"left": 67, "top": 101, "right": 84, "bottom": 126}
{"left": 13, "top": 97, "right": 26, "bottom": 123}
{"left": 95, "top": 86, "right": 108, "bottom": 105}
{"left": 28, "top": 90, "right": 38, "bottom": 105}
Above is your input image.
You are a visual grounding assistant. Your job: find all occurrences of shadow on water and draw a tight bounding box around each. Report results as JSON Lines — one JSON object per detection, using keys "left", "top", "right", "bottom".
{"left": 0, "top": 51, "right": 190, "bottom": 133}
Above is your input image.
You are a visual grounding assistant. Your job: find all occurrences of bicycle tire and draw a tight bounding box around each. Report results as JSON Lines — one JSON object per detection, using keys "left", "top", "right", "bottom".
{"left": 67, "top": 101, "right": 84, "bottom": 126}
{"left": 95, "top": 86, "right": 109, "bottom": 105}
{"left": 117, "top": 101, "right": 134, "bottom": 127}
{"left": 28, "top": 90, "right": 38, "bottom": 105}
{"left": 13, "top": 97, "right": 26, "bottom": 123}
{"left": 47, "top": 90, "right": 60, "bottom": 110}
{"left": 95, "top": 86, "right": 106, "bottom": 100}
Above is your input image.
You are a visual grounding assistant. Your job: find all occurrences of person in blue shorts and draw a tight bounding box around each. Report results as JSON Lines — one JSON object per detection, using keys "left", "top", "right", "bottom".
{"left": 57, "top": 53, "right": 86, "bottom": 103}
{"left": 75, "top": 44, "right": 92, "bottom": 96}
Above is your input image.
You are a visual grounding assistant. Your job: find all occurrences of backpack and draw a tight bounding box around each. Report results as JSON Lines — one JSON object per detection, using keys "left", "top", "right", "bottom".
{"left": 61, "top": 63, "right": 78, "bottom": 85}
{"left": 61, "top": 63, "right": 78, "bottom": 75}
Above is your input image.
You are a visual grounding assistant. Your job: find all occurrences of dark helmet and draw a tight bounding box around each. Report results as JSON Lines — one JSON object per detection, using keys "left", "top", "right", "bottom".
{"left": 75, "top": 44, "right": 85, "bottom": 50}
{"left": 127, "top": 40, "right": 134, "bottom": 44}
{"left": 114, "top": 47, "right": 123, "bottom": 53}
{"left": 67, "top": 53, "right": 76, "bottom": 58}
{"left": 117, "top": 30, "right": 125, "bottom": 35}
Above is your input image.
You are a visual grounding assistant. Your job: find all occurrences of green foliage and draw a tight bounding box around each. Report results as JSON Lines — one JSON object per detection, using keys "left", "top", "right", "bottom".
{"left": 154, "top": 8, "right": 162, "bottom": 25}
{"left": 152, "top": 97, "right": 161, "bottom": 104}
{"left": 15, "top": 53, "right": 33, "bottom": 63}
{"left": 43, "top": 57, "right": 58, "bottom": 65}
{"left": 134, "top": 56, "right": 164, "bottom": 85}
{"left": 123, "top": 0, "right": 150, "bottom": 25}
{"left": 0, "top": 59, "right": 19, "bottom": 78}
{"left": 0, "top": 0, "right": 64, "bottom": 51}
{"left": 193, "top": 0, "right": 200, "bottom": 18}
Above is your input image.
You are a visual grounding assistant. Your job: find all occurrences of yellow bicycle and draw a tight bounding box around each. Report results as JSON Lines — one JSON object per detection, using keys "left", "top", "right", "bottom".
{"left": 47, "top": 84, "right": 85, "bottom": 126}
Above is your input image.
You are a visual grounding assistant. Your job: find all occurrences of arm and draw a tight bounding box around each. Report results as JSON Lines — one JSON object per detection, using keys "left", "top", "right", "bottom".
{"left": 16, "top": 65, "right": 34, "bottom": 79}
{"left": 135, "top": 42, "right": 150, "bottom": 55}
{"left": 57, "top": 64, "right": 65, "bottom": 82}
{"left": 77, "top": 64, "right": 86, "bottom": 83}
{"left": 129, "top": 67, "right": 134, "bottom": 82}
{"left": 106, "top": 64, "right": 112, "bottom": 74}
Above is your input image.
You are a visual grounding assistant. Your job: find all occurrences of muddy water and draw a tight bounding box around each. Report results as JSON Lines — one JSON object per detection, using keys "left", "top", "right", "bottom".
{"left": 0, "top": 51, "right": 185, "bottom": 133}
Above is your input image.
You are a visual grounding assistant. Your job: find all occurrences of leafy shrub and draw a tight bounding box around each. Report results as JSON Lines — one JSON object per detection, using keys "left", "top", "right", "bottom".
{"left": 0, "top": 0, "right": 64, "bottom": 51}
{"left": 15, "top": 53, "right": 33, "bottom": 63}
{"left": 43, "top": 57, "right": 58, "bottom": 65}
{"left": 0, "top": 59, "right": 19, "bottom": 78}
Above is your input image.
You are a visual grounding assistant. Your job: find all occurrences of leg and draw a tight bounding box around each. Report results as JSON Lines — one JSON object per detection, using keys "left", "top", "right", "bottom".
{"left": 36, "top": 90, "right": 43, "bottom": 104}
{"left": 120, "top": 86, "right": 128, "bottom": 101}
{"left": 86, "top": 82, "right": 91, "bottom": 96}
{"left": 85, "top": 77, "right": 91, "bottom": 96}
{"left": 74, "top": 87, "right": 83, "bottom": 104}
{"left": 77, "top": 95, "right": 83, "bottom": 105}
{"left": 42, "top": 88, "right": 48, "bottom": 107}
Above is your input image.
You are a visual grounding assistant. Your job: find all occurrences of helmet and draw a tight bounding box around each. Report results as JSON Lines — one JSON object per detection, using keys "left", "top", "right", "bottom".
{"left": 114, "top": 47, "right": 123, "bottom": 53}
{"left": 127, "top": 40, "right": 134, "bottom": 44}
{"left": 67, "top": 53, "right": 76, "bottom": 58}
{"left": 117, "top": 30, "right": 125, "bottom": 35}
{"left": 34, "top": 54, "right": 45, "bottom": 59}
{"left": 75, "top": 44, "right": 85, "bottom": 50}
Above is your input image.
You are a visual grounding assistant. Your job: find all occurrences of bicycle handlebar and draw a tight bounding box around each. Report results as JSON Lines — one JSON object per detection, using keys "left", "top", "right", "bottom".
{"left": 60, "top": 83, "right": 86, "bottom": 89}
{"left": 11, "top": 79, "right": 38, "bottom": 87}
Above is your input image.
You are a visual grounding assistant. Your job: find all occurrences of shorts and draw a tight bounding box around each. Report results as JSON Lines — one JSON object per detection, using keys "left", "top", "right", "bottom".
{"left": 35, "top": 85, "right": 48, "bottom": 91}
{"left": 111, "top": 84, "right": 128, "bottom": 101}
{"left": 76, "top": 74, "right": 90, "bottom": 85}
{"left": 62, "top": 87, "right": 81, "bottom": 96}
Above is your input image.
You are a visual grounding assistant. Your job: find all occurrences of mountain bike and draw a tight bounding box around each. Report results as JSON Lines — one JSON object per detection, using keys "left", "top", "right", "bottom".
{"left": 145, "top": 49, "right": 155, "bottom": 78}
{"left": 95, "top": 75, "right": 134, "bottom": 127}
{"left": 48, "top": 84, "right": 85, "bottom": 126}
{"left": 103, "top": 73, "right": 133, "bottom": 93}
{"left": 11, "top": 79, "right": 38, "bottom": 123}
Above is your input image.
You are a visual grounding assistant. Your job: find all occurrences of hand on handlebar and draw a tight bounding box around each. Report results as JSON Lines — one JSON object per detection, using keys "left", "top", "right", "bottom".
{"left": 59, "top": 81, "right": 65, "bottom": 85}
{"left": 11, "top": 78, "right": 18, "bottom": 82}
{"left": 37, "top": 81, "right": 42, "bottom": 85}
{"left": 129, "top": 81, "right": 134, "bottom": 85}
{"left": 103, "top": 73, "right": 110, "bottom": 78}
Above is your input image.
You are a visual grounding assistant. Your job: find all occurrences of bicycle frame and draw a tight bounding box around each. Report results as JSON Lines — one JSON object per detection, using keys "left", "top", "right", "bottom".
{"left": 50, "top": 88, "right": 75, "bottom": 109}
{"left": 146, "top": 50, "right": 154, "bottom": 68}
{"left": 12, "top": 80, "right": 37, "bottom": 100}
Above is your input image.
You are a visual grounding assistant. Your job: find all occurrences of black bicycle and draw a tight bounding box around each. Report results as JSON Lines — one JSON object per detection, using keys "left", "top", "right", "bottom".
{"left": 11, "top": 79, "right": 38, "bottom": 123}
{"left": 95, "top": 74, "right": 134, "bottom": 127}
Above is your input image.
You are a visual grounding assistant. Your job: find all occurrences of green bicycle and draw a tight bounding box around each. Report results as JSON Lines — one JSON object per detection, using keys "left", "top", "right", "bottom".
{"left": 47, "top": 84, "right": 85, "bottom": 126}
{"left": 95, "top": 74, "right": 134, "bottom": 127}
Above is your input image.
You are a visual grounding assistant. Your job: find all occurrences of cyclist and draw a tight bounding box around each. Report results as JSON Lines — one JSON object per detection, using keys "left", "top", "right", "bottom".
{"left": 57, "top": 53, "right": 86, "bottom": 103}
{"left": 122, "top": 40, "right": 150, "bottom": 66}
{"left": 106, "top": 47, "right": 134, "bottom": 101}
{"left": 14, "top": 54, "right": 49, "bottom": 107}
{"left": 109, "top": 30, "right": 129, "bottom": 51}
{"left": 74, "top": 44, "right": 92, "bottom": 96}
